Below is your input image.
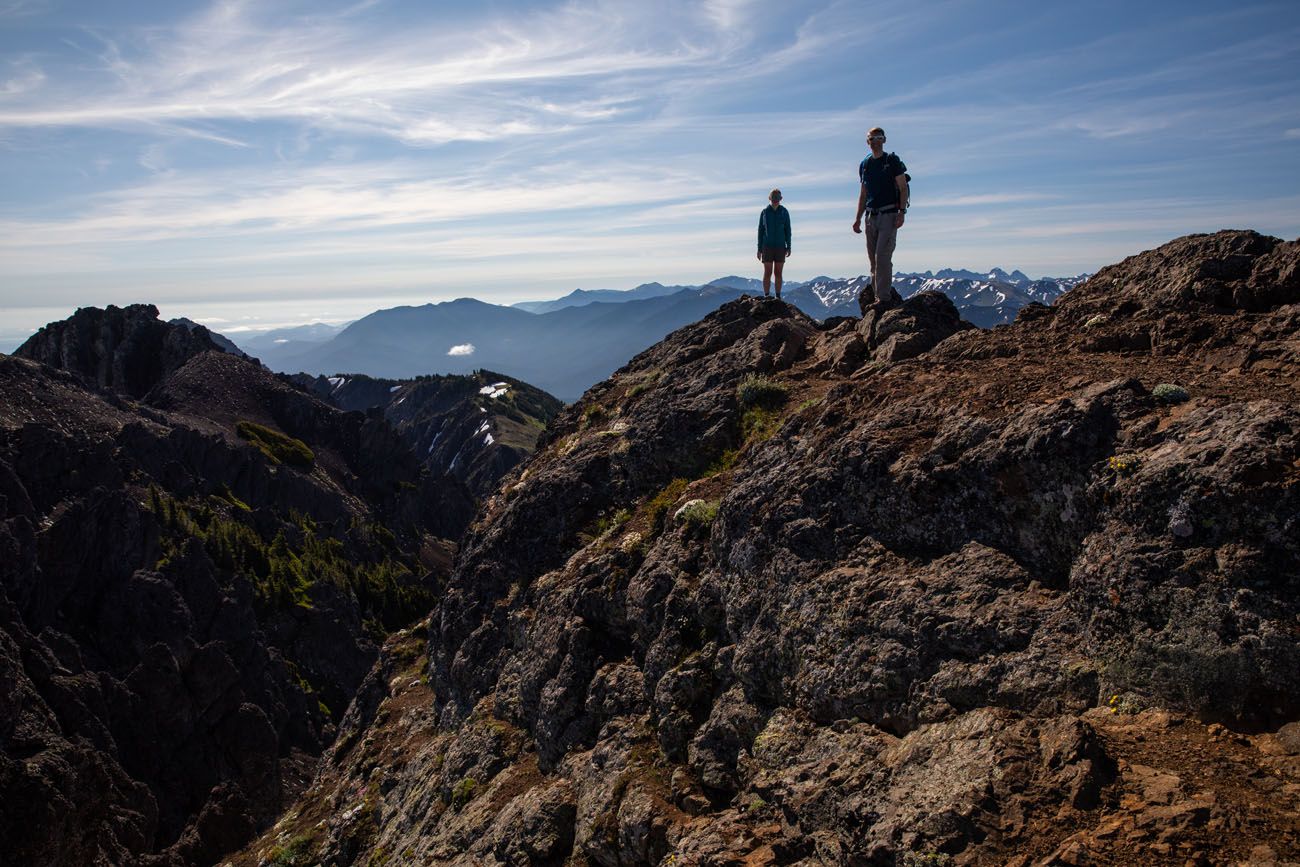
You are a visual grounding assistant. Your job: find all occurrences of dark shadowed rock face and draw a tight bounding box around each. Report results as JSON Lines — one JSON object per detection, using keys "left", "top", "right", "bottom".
{"left": 231, "top": 231, "right": 1300, "bottom": 865}
{"left": 0, "top": 319, "right": 471, "bottom": 865}
{"left": 14, "top": 304, "right": 228, "bottom": 398}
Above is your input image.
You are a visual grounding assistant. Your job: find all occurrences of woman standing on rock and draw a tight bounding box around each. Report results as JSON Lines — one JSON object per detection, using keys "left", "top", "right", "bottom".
{"left": 757, "top": 188, "right": 792, "bottom": 299}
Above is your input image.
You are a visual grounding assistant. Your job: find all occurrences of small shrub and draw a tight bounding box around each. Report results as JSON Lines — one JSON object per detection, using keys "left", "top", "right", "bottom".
{"left": 1107, "top": 453, "right": 1140, "bottom": 476}
{"left": 736, "top": 374, "right": 788, "bottom": 409}
{"left": 1106, "top": 692, "right": 1146, "bottom": 715}
{"left": 901, "top": 854, "right": 952, "bottom": 867}
{"left": 1152, "top": 383, "right": 1189, "bottom": 404}
{"left": 236, "top": 421, "right": 315, "bottom": 469}
{"left": 451, "top": 777, "right": 478, "bottom": 809}
{"left": 581, "top": 403, "right": 607, "bottom": 428}
{"left": 675, "top": 499, "right": 719, "bottom": 527}
{"left": 216, "top": 484, "right": 252, "bottom": 512}
{"left": 266, "top": 833, "right": 318, "bottom": 867}
{"left": 591, "top": 508, "right": 632, "bottom": 538}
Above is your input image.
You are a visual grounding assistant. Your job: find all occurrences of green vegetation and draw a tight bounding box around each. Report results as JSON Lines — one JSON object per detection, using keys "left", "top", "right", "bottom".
{"left": 741, "top": 405, "right": 783, "bottom": 442}
{"left": 901, "top": 854, "right": 952, "bottom": 867}
{"left": 646, "top": 478, "right": 689, "bottom": 534}
{"left": 625, "top": 369, "right": 662, "bottom": 400}
{"left": 582, "top": 402, "right": 608, "bottom": 428}
{"left": 265, "top": 833, "right": 319, "bottom": 867}
{"left": 1107, "top": 453, "right": 1141, "bottom": 477}
{"left": 236, "top": 420, "right": 315, "bottom": 469}
{"left": 1107, "top": 692, "right": 1146, "bottom": 715}
{"left": 703, "top": 448, "right": 739, "bottom": 477}
{"left": 593, "top": 508, "right": 632, "bottom": 537}
{"left": 1152, "top": 383, "right": 1190, "bottom": 404}
{"left": 677, "top": 499, "right": 719, "bottom": 528}
{"left": 148, "top": 488, "right": 431, "bottom": 629}
{"left": 736, "top": 374, "right": 788, "bottom": 409}
{"left": 735, "top": 374, "right": 789, "bottom": 445}
{"left": 451, "top": 777, "right": 479, "bottom": 810}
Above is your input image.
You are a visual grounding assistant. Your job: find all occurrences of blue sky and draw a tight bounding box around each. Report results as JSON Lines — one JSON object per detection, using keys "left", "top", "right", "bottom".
{"left": 1, "top": 0, "right": 1298, "bottom": 347}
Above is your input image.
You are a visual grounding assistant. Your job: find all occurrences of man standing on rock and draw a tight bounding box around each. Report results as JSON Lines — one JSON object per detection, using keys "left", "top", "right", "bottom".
{"left": 758, "top": 188, "right": 792, "bottom": 299}
{"left": 853, "top": 127, "right": 909, "bottom": 310}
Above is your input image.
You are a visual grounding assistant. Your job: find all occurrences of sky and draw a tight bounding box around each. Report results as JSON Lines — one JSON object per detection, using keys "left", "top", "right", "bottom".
{"left": 1, "top": 0, "right": 1298, "bottom": 348}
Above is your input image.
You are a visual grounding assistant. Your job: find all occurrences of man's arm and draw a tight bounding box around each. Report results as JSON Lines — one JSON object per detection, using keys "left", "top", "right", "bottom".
{"left": 853, "top": 183, "right": 867, "bottom": 233}
{"left": 894, "top": 174, "right": 909, "bottom": 228}
{"left": 784, "top": 209, "right": 792, "bottom": 252}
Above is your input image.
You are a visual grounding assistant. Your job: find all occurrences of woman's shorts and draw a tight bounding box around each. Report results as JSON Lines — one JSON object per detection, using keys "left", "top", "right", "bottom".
{"left": 760, "top": 247, "right": 788, "bottom": 263}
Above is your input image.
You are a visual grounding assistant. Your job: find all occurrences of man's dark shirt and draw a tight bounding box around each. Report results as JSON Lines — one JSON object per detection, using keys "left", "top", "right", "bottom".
{"left": 859, "top": 153, "right": 907, "bottom": 210}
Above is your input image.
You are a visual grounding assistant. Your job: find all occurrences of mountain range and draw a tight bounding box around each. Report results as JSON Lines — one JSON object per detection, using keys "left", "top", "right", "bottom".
{"left": 0, "top": 303, "right": 566, "bottom": 865}
{"left": 2, "top": 231, "right": 1299, "bottom": 865}
{"left": 242, "top": 268, "right": 1086, "bottom": 401}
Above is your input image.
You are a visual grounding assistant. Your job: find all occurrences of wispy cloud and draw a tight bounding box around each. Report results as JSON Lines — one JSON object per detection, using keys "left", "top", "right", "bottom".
{"left": 2, "top": 0, "right": 1298, "bottom": 338}
{"left": 0, "top": 1, "right": 723, "bottom": 146}
{"left": 0, "top": 0, "right": 52, "bottom": 18}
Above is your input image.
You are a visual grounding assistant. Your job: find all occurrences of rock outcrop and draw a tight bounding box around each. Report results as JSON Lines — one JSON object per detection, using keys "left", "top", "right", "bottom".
{"left": 15, "top": 304, "right": 228, "bottom": 398}
{"left": 233, "top": 230, "right": 1300, "bottom": 865}
{"left": 0, "top": 311, "right": 476, "bottom": 865}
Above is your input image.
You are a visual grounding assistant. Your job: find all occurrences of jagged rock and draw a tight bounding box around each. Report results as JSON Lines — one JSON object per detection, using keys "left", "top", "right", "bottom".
{"left": 860, "top": 289, "right": 975, "bottom": 362}
{"left": 14, "top": 303, "right": 230, "bottom": 398}
{"left": 0, "top": 315, "right": 469, "bottom": 865}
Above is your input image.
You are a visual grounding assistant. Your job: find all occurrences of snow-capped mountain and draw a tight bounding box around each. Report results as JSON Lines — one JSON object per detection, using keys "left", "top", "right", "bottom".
{"left": 780, "top": 270, "right": 1086, "bottom": 326}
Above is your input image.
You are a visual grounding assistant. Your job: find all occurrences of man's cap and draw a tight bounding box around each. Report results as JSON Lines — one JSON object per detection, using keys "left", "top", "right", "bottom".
{"left": 769, "top": 189, "right": 782, "bottom": 200}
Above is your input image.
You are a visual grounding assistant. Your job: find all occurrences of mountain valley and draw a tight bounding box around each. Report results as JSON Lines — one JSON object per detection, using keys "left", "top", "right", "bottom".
{"left": 239, "top": 269, "right": 1085, "bottom": 402}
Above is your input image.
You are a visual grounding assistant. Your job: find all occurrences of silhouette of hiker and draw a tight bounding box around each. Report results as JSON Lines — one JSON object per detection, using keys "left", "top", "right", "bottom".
{"left": 853, "top": 127, "right": 909, "bottom": 310}
{"left": 757, "top": 188, "right": 791, "bottom": 299}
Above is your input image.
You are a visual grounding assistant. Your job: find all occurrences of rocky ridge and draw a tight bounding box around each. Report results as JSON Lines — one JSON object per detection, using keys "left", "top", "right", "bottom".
{"left": 0, "top": 308, "right": 486, "bottom": 864}
{"left": 295, "top": 371, "right": 564, "bottom": 501}
{"left": 238, "top": 230, "right": 1300, "bottom": 866}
